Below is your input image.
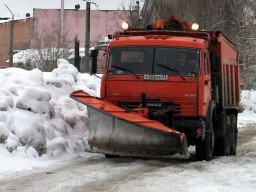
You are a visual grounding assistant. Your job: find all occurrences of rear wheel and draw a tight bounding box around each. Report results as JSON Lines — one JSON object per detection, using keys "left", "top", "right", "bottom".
{"left": 224, "top": 116, "right": 231, "bottom": 156}
{"left": 229, "top": 115, "right": 237, "bottom": 155}
{"left": 214, "top": 114, "right": 237, "bottom": 156}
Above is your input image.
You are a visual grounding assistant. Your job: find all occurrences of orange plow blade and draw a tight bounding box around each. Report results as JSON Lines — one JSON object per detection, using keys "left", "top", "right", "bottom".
{"left": 70, "top": 90, "right": 188, "bottom": 157}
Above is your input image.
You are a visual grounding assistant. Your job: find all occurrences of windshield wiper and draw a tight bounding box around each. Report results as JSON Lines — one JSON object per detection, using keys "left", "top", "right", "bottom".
{"left": 157, "top": 63, "right": 185, "bottom": 81}
{"left": 111, "top": 65, "right": 140, "bottom": 79}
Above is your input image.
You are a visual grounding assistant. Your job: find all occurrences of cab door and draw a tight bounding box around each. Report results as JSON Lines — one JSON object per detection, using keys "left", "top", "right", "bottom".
{"left": 198, "top": 51, "right": 212, "bottom": 117}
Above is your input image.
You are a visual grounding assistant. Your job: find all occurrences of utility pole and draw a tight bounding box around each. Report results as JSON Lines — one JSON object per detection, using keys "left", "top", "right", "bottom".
{"left": 60, "top": 0, "right": 64, "bottom": 47}
{"left": 81, "top": 0, "right": 97, "bottom": 73}
{"left": 5, "top": 5, "right": 14, "bottom": 67}
{"left": 74, "top": 35, "right": 80, "bottom": 71}
{"left": 84, "top": 1, "right": 91, "bottom": 73}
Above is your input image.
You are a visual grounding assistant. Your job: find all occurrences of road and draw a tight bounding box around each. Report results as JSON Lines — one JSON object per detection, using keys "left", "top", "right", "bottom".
{"left": 0, "top": 125, "right": 256, "bottom": 192}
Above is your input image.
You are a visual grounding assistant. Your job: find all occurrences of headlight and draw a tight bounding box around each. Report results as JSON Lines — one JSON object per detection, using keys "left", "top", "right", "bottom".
{"left": 121, "top": 21, "right": 129, "bottom": 30}
{"left": 191, "top": 23, "right": 199, "bottom": 31}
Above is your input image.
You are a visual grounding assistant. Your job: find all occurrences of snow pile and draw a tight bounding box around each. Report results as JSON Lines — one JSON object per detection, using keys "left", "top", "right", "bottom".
{"left": 238, "top": 90, "right": 256, "bottom": 127}
{"left": 12, "top": 49, "right": 73, "bottom": 65}
{"left": 0, "top": 60, "right": 101, "bottom": 159}
{"left": 0, "top": 89, "right": 14, "bottom": 111}
{"left": 0, "top": 122, "right": 9, "bottom": 143}
{"left": 240, "top": 90, "right": 256, "bottom": 111}
{"left": 12, "top": 49, "right": 34, "bottom": 64}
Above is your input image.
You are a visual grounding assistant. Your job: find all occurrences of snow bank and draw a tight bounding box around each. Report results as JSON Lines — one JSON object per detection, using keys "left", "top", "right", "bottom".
{"left": 238, "top": 90, "right": 256, "bottom": 128}
{"left": 0, "top": 89, "right": 14, "bottom": 111}
{"left": 0, "top": 122, "right": 9, "bottom": 143}
{"left": 240, "top": 90, "right": 256, "bottom": 111}
{"left": 0, "top": 59, "right": 101, "bottom": 159}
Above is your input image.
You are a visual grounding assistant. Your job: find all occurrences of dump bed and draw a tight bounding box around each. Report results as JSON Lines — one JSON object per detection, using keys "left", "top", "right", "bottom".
{"left": 211, "top": 32, "right": 240, "bottom": 110}
{"left": 219, "top": 34, "right": 240, "bottom": 109}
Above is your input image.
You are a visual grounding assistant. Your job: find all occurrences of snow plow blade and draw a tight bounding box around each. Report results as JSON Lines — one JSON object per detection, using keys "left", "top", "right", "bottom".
{"left": 70, "top": 90, "right": 188, "bottom": 157}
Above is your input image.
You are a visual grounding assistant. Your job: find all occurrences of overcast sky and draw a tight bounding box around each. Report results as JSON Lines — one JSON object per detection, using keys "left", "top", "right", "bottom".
{"left": 0, "top": 0, "right": 144, "bottom": 19}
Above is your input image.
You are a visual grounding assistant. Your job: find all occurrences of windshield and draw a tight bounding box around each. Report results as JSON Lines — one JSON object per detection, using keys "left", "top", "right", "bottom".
{"left": 108, "top": 47, "right": 200, "bottom": 76}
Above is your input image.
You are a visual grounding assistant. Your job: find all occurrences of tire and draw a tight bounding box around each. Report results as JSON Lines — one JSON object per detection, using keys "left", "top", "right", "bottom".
{"left": 229, "top": 115, "right": 237, "bottom": 155}
{"left": 214, "top": 114, "right": 232, "bottom": 156}
{"left": 213, "top": 114, "right": 225, "bottom": 156}
{"left": 206, "top": 122, "right": 215, "bottom": 160}
{"left": 196, "top": 141, "right": 204, "bottom": 161}
{"left": 224, "top": 116, "right": 231, "bottom": 156}
{"left": 196, "top": 121, "right": 215, "bottom": 161}
{"left": 105, "top": 154, "right": 120, "bottom": 158}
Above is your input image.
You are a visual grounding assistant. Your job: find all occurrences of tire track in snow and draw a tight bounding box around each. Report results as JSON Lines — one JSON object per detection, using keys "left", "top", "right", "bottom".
{"left": 66, "top": 157, "right": 191, "bottom": 192}
{"left": 0, "top": 154, "right": 189, "bottom": 192}
{"left": 237, "top": 124, "right": 256, "bottom": 156}
{"left": 0, "top": 125, "right": 255, "bottom": 191}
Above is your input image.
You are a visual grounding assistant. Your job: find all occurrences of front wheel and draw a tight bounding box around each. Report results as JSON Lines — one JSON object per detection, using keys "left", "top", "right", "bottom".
{"left": 105, "top": 154, "right": 120, "bottom": 158}
{"left": 196, "top": 121, "right": 215, "bottom": 161}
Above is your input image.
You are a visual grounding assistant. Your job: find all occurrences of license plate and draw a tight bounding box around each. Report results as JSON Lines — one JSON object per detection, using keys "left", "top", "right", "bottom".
{"left": 144, "top": 75, "right": 168, "bottom": 80}
{"left": 146, "top": 102, "right": 162, "bottom": 107}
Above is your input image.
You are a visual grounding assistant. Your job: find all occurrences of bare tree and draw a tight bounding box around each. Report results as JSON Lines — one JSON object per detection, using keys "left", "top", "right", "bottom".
{"left": 117, "top": 0, "right": 176, "bottom": 29}
{"left": 30, "top": 22, "right": 73, "bottom": 72}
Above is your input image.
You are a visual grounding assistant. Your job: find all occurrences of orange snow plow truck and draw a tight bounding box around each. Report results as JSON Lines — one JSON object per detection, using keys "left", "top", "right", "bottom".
{"left": 71, "top": 16, "right": 240, "bottom": 160}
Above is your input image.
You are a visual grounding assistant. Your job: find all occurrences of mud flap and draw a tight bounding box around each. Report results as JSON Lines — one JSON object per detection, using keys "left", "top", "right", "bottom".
{"left": 70, "top": 90, "right": 188, "bottom": 157}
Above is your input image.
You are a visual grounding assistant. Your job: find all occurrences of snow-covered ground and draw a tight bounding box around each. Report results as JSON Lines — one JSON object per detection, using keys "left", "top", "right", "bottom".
{"left": 0, "top": 59, "right": 255, "bottom": 191}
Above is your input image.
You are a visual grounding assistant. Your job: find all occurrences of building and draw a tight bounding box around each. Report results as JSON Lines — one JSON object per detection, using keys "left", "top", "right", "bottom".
{"left": 0, "top": 17, "right": 33, "bottom": 68}
{"left": 0, "top": 8, "right": 130, "bottom": 68}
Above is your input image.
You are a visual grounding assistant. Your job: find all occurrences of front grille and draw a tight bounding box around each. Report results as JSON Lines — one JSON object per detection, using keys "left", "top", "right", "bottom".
{"left": 119, "top": 100, "right": 173, "bottom": 111}
{"left": 119, "top": 99, "right": 197, "bottom": 117}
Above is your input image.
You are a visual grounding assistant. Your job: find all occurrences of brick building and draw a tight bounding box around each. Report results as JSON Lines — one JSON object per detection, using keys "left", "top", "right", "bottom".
{"left": 0, "top": 9, "right": 129, "bottom": 68}
{"left": 0, "top": 18, "right": 33, "bottom": 68}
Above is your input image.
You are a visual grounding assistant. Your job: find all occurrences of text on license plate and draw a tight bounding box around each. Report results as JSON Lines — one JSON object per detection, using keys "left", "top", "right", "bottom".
{"left": 144, "top": 75, "right": 168, "bottom": 80}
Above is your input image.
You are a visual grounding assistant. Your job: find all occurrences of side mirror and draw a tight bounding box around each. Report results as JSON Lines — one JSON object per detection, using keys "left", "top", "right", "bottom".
{"left": 89, "top": 49, "right": 98, "bottom": 57}
{"left": 90, "top": 57, "right": 97, "bottom": 74}
{"left": 89, "top": 49, "right": 98, "bottom": 74}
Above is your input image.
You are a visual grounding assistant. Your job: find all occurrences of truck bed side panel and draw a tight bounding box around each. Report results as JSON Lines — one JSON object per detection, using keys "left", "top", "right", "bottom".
{"left": 218, "top": 34, "right": 240, "bottom": 109}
